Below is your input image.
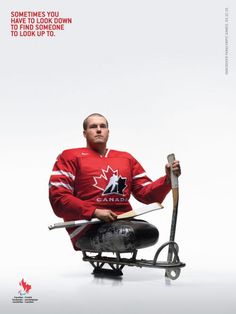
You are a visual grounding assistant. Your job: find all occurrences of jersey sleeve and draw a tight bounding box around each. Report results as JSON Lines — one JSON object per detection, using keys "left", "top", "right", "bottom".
{"left": 49, "top": 151, "right": 96, "bottom": 221}
{"left": 131, "top": 156, "right": 171, "bottom": 204}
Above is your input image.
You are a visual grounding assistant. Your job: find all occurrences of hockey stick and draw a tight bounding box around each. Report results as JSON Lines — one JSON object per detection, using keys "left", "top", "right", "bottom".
{"left": 165, "top": 153, "right": 179, "bottom": 278}
{"left": 48, "top": 202, "right": 163, "bottom": 230}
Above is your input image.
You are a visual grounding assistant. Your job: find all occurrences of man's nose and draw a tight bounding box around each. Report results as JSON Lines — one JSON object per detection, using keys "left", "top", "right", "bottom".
{"left": 96, "top": 126, "right": 102, "bottom": 133}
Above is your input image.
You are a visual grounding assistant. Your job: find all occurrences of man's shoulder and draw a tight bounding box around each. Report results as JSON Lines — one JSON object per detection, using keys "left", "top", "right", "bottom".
{"left": 109, "top": 149, "right": 134, "bottom": 159}
{"left": 60, "top": 147, "right": 87, "bottom": 160}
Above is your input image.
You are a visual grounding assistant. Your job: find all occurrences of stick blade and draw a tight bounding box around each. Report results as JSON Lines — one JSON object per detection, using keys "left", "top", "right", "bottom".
{"left": 117, "top": 202, "right": 163, "bottom": 219}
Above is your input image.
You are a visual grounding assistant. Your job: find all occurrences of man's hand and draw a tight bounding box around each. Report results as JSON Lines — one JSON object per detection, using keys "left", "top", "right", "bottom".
{"left": 93, "top": 209, "right": 118, "bottom": 222}
{"left": 165, "top": 160, "right": 181, "bottom": 184}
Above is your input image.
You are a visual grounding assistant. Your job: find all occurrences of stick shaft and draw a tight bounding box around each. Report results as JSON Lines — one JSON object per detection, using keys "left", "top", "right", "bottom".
{"left": 166, "top": 154, "right": 179, "bottom": 264}
{"left": 48, "top": 218, "right": 100, "bottom": 230}
{"left": 169, "top": 188, "right": 179, "bottom": 242}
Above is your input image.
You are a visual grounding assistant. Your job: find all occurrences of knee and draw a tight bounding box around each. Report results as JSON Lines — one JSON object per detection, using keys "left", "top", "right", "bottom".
{"left": 132, "top": 221, "right": 159, "bottom": 249}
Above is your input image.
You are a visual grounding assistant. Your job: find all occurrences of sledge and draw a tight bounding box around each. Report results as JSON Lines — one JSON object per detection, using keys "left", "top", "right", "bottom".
{"left": 49, "top": 154, "right": 185, "bottom": 280}
{"left": 81, "top": 240, "right": 185, "bottom": 280}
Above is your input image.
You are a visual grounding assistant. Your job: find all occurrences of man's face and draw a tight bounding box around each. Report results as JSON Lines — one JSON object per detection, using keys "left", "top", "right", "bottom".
{"left": 83, "top": 116, "right": 109, "bottom": 146}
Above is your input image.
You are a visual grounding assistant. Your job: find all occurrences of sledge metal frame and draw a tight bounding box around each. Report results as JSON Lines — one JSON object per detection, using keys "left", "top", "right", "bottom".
{"left": 82, "top": 240, "right": 185, "bottom": 280}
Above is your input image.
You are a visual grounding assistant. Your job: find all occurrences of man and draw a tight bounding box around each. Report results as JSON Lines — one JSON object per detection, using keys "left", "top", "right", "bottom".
{"left": 49, "top": 113, "right": 181, "bottom": 252}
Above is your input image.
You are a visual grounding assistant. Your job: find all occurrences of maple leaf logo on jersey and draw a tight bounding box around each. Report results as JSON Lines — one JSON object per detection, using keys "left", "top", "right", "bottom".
{"left": 93, "top": 166, "right": 127, "bottom": 195}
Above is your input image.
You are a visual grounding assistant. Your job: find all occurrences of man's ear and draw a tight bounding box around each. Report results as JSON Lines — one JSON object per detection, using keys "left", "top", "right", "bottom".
{"left": 83, "top": 130, "right": 86, "bottom": 138}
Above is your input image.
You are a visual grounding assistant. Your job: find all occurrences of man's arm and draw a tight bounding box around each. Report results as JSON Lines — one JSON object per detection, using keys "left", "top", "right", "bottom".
{"left": 49, "top": 151, "right": 96, "bottom": 221}
{"left": 131, "top": 157, "right": 181, "bottom": 204}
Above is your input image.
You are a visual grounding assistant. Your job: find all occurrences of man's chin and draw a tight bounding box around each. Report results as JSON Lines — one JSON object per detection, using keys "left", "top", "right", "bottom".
{"left": 93, "top": 139, "right": 107, "bottom": 144}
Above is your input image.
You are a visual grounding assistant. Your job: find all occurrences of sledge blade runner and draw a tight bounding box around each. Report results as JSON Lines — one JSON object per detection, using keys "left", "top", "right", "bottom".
{"left": 82, "top": 240, "right": 185, "bottom": 280}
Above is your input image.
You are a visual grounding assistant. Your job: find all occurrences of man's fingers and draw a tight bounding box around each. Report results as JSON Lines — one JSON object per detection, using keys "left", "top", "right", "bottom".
{"left": 95, "top": 209, "right": 118, "bottom": 222}
{"left": 172, "top": 161, "right": 181, "bottom": 176}
{"left": 172, "top": 160, "right": 180, "bottom": 167}
{"left": 107, "top": 211, "right": 117, "bottom": 222}
{"left": 166, "top": 160, "right": 181, "bottom": 177}
{"left": 110, "top": 211, "right": 118, "bottom": 219}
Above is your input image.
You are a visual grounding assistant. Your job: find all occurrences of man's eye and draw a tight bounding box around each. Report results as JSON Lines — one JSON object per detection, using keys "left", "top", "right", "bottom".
{"left": 100, "top": 125, "right": 107, "bottom": 128}
{"left": 90, "top": 125, "right": 97, "bottom": 128}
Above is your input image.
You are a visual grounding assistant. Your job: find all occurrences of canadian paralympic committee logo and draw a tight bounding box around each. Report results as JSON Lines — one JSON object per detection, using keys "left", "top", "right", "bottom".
{"left": 12, "top": 278, "right": 39, "bottom": 303}
{"left": 93, "top": 166, "right": 127, "bottom": 196}
{"left": 18, "top": 278, "right": 31, "bottom": 295}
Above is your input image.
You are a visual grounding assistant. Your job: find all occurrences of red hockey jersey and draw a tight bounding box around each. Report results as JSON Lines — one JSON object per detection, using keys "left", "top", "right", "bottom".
{"left": 49, "top": 147, "right": 171, "bottom": 250}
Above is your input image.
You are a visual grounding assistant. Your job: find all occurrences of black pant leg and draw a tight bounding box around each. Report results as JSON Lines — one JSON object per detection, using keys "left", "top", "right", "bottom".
{"left": 76, "top": 219, "right": 159, "bottom": 252}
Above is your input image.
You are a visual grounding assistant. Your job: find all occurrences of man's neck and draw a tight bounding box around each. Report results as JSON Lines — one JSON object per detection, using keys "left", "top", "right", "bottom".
{"left": 87, "top": 144, "right": 107, "bottom": 156}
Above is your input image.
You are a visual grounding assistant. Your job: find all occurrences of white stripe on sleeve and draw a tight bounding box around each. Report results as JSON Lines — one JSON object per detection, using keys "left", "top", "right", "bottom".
{"left": 142, "top": 181, "right": 152, "bottom": 187}
{"left": 49, "top": 181, "right": 74, "bottom": 192}
{"left": 51, "top": 170, "right": 75, "bottom": 180}
{"left": 133, "top": 172, "right": 147, "bottom": 179}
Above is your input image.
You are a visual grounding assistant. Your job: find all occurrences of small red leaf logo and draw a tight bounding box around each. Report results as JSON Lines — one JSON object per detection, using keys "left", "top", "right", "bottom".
{"left": 19, "top": 279, "right": 31, "bottom": 293}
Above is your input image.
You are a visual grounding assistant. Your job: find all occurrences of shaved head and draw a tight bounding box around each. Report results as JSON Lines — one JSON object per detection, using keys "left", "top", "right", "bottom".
{"left": 83, "top": 113, "right": 109, "bottom": 130}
